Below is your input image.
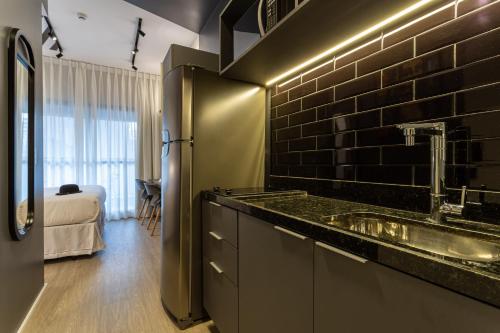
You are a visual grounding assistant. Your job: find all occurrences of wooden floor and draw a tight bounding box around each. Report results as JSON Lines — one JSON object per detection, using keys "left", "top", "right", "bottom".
{"left": 23, "top": 219, "right": 218, "bottom": 333}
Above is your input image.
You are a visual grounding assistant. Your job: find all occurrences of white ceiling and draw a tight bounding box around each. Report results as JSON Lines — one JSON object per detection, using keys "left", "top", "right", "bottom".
{"left": 45, "top": 0, "right": 200, "bottom": 74}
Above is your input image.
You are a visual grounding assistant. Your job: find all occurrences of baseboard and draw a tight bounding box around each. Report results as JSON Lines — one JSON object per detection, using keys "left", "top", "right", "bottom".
{"left": 16, "top": 283, "right": 47, "bottom": 333}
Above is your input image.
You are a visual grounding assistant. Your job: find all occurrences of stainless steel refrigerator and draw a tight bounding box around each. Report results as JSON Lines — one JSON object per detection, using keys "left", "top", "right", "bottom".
{"left": 160, "top": 65, "right": 265, "bottom": 328}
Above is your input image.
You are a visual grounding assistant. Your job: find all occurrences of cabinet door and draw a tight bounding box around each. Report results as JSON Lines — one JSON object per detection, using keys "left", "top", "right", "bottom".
{"left": 239, "top": 213, "right": 313, "bottom": 333}
{"left": 314, "top": 241, "right": 500, "bottom": 333}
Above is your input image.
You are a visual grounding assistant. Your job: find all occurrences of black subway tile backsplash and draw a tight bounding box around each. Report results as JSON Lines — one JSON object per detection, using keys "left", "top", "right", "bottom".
{"left": 271, "top": 116, "right": 288, "bottom": 130}
{"left": 302, "top": 61, "right": 334, "bottom": 82}
{"left": 271, "top": 91, "right": 288, "bottom": 107}
{"left": 289, "top": 108, "right": 317, "bottom": 126}
{"left": 277, "top": 126, "right": 301, "bottom": 141}
{"left": 334, "top": 132, "right": 356, "bottom": 148}
{"left": 317, "top": 98, "right": 355, "bottom": 120}
{"left": 277, "top": 152, "right": 300, "bottom": 165}
{"left": 277, "top": 76, "right": 301, "bottom": 93}
{"left": 268, "top": 2, "right": 500, "bottom": 224}
{"left": 357, "top": 166, "right": 413, "bottom": 185}
{"left": 289, "top": 165, "right": 317, "bottom": 178}
{"left": 276, "top": 99, "right": 301, "bottom": 117}
{"left": 416, "top": 2, "right": 500, "bottom": 55}
{"left": 317, "top": 63, "right": 355, "bottom": 90}
{"left": 289, "top": 137, "right": 316, "bottom": 152}
{"left": 357, "top": 39, "right": 413, "bottom": 76}
{"left": 455, "top": 139, "right": 500, "bottom": 165}
{"left": 456, "top": 28, "right": 500, "bottom": 66}
{"left": 335, "top": 39, "right": 382, "bottom": 68}
{"left": 334, "top": 110, "right": 381, "bottom": 132}
{"left": 356, "top": 127, "right": 403, "bottom": 147}
{"left": 382, "top": 46, "right": 454, "bottom": 87}
{"left": 335, "top": 72, "right": 381, "bottom": 101}
{"left": 457, "top": 0, "right": 496, "bottom": 16}
{"left": 289, "top": 80, "right": 316, "bottom": 101}
{"left": 415, "top": 55, "right": 500, "bottom": 99}
{"left": 357, "top": 82, "right": 413, "bottom": 112}
{"left": 317, "top": 135, "right": 335, "bottom": 150}
{"left": 335, "top": 147, "right": 380, "bottom": 165}
{"left": 382, "top": 144, "right": 430, "bottom": 165}
{"left": 302, "top": 151, "right": 333, "bottom": 165}
{"left": 302, "top": 119, "right": 333, "bottom": 137}
{"left": 447, "top": 111, "right": 500, "bottom": 141}
{"left": 382, "top": 94, "right": 454, "bottom": 126}
{"left": 455, "top": 83, "right": 500, "bottom": 115}
{"left": 302, "top": 88, "right": 334, "bottom": 109}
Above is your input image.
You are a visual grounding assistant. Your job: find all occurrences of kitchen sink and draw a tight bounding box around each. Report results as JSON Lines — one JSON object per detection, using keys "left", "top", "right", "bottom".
{"left": 321, "top": 212, "right": 500, "bottom": 263}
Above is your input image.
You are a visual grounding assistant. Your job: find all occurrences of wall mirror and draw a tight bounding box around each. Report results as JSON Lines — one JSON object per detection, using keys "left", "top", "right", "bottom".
{"left": 8, "top": 29, "right": 35, "bottom": 240}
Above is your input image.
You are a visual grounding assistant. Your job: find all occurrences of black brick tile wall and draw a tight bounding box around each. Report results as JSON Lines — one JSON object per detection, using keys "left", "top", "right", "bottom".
{"left": 268, "top": 2, "right": 500, "bottom": 220}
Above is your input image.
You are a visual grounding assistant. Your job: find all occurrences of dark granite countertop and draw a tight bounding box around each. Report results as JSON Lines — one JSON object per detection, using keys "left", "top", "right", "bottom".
{"left": 202, "top": 190, "right": 500, "bottom": 308}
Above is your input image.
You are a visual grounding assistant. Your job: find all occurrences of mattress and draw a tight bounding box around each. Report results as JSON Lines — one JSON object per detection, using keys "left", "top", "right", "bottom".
{"left": 41, "top": 185, "right": 106, "bottom": 227}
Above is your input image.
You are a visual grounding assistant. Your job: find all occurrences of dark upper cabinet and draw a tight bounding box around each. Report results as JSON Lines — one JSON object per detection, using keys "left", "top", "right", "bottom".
{"left": 219, "top": 0, "right": 442, "bottom": 85}
{"left": 238, "top": 213, "right": 313, "bottom": 333}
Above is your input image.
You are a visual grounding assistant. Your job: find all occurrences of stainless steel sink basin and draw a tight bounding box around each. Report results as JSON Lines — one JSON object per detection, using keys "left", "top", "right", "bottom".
{"left": 322, "top": 212, "right": 500, "bottom": 263}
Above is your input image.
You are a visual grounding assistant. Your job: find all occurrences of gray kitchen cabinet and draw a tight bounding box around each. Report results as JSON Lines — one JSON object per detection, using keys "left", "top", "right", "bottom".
{"left": 202, "top": 200, "right": 239, "bottom": 333}
{"left": 238, "top": 213, "right": 314, "bottom": 333}
{"left": 314, "top": 241, "right": 500, "bottom": 333}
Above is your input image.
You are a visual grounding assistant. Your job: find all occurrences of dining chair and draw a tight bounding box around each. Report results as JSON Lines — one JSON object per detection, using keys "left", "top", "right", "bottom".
{"left": 135, "top": 179, "right": 152, "bottom": 223}
{"left": 144, "top": 182, "right": 161, "bottom": 235}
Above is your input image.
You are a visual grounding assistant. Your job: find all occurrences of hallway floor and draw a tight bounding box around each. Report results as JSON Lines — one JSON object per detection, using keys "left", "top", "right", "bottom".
{"left": 23, "top": 219, "right": 217, "bottom": 333}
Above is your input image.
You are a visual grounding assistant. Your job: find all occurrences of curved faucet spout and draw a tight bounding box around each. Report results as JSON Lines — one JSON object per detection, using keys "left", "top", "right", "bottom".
{"left": 396, "top": 122, "right": 463, "bottom": 223}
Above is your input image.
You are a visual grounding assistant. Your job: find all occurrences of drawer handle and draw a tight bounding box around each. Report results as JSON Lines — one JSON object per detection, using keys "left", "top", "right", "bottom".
{"left": 209, "top": 231, "right": 223, "bottom": 241}
{"left": 209, "top": 261, "right": 223, "bottom": 274}
{"left": 274, "top": 226, "right": 307, "bottom": 240}
{"left": 209, "top": 201, "right": 221, "bottom": 207}
{"left": 315, "top": 241, "right": 368, "bottom": 264}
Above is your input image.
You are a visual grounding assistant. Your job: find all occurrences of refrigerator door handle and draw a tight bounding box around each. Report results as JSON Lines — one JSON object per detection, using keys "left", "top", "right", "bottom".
{"left": 162, "top": 140, "right": 171, "bottom": 158}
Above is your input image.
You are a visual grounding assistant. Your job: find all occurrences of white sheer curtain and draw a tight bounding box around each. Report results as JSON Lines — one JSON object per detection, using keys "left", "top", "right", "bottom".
{"left": 43, "top": 57, "right": 161, "bottom": 219}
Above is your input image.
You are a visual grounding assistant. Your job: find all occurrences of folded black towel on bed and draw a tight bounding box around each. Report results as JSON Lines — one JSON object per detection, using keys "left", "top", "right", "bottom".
{"left": 56, "top": 184, "right": 82, "bottom": 196}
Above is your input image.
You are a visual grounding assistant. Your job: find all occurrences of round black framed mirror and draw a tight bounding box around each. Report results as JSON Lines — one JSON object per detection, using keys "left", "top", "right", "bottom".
{"left": 8, "top": 29, "right": 35, "bottom": 241}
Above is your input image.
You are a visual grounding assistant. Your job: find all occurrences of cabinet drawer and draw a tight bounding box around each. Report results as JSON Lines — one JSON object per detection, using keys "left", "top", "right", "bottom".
{"left": 203, "top": 259, "right": 238, "bottom": 333}
{"left": 203, "top": 233, "right": 238, "bottom": 285}
{"left": 203, "top": 200, "right": 238, "bottom": 248}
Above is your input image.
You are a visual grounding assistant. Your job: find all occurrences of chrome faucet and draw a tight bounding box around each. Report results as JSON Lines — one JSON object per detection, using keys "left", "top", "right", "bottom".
{"left": 397, "top": 122, "right": 466, "bottom": 223}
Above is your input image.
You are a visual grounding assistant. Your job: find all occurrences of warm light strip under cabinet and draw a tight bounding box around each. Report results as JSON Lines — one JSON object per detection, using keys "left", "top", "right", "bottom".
{"left": 266, "top": 0, "right": 437, "bottom": 86}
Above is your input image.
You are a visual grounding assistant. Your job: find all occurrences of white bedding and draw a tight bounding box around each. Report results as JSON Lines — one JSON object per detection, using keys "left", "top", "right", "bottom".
{"left": 42, "top": 185, "right": 106, "bottom": 227}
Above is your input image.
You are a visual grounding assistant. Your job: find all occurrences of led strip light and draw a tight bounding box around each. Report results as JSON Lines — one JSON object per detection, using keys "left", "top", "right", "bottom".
{"left": 267, "top": 0, "right": 438, "bottom": 86}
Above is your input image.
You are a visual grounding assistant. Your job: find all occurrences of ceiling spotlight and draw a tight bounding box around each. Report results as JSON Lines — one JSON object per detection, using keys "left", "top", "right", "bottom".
{"left": 51, "top": 34, "right": 57, "bottom": 41}
{"left": 132, "top": 65, "right": 137, "bottom": 71}
{"left": 77, "top": 12, "right": 88, "bottom": 21}
{"left": 131, "top": 49, "right": 138, "bottom": 55}
{"left": 56, "top": 52, "right": 63, "bottom": 58}
{"left": 139, "top": 30, "right": 146, "bottom": 37}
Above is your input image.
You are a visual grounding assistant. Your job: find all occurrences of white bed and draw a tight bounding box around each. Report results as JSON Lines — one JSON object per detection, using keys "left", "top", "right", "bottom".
{"left": 19, "top": 185, "right": 107, "bottom": 259}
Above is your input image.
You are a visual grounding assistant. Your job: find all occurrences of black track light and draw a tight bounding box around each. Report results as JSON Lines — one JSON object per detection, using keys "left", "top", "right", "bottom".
{"left": 132, "top": 65, "right": 138, "bottom": 71}
{"left": 56, "top": 52, "right": 63, "bottom": 58}
{"left": 52, "top": 35, "right": 57, "bottom": 41}
{"left": 131, "top": 48, "right": 138, "bottom": 55}
{"left": 139, "top": 30, "right": 145, "bottom": 37}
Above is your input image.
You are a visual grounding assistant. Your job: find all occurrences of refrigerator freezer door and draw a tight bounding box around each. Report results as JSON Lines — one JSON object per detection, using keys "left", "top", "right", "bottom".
{"left": 164, "top": 66, "right": 193, "bottom": 141}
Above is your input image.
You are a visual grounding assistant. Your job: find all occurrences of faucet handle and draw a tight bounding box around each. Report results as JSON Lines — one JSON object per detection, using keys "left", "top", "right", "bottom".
{"left": 460, "top": 186, "right": 467, "bottom": 206}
